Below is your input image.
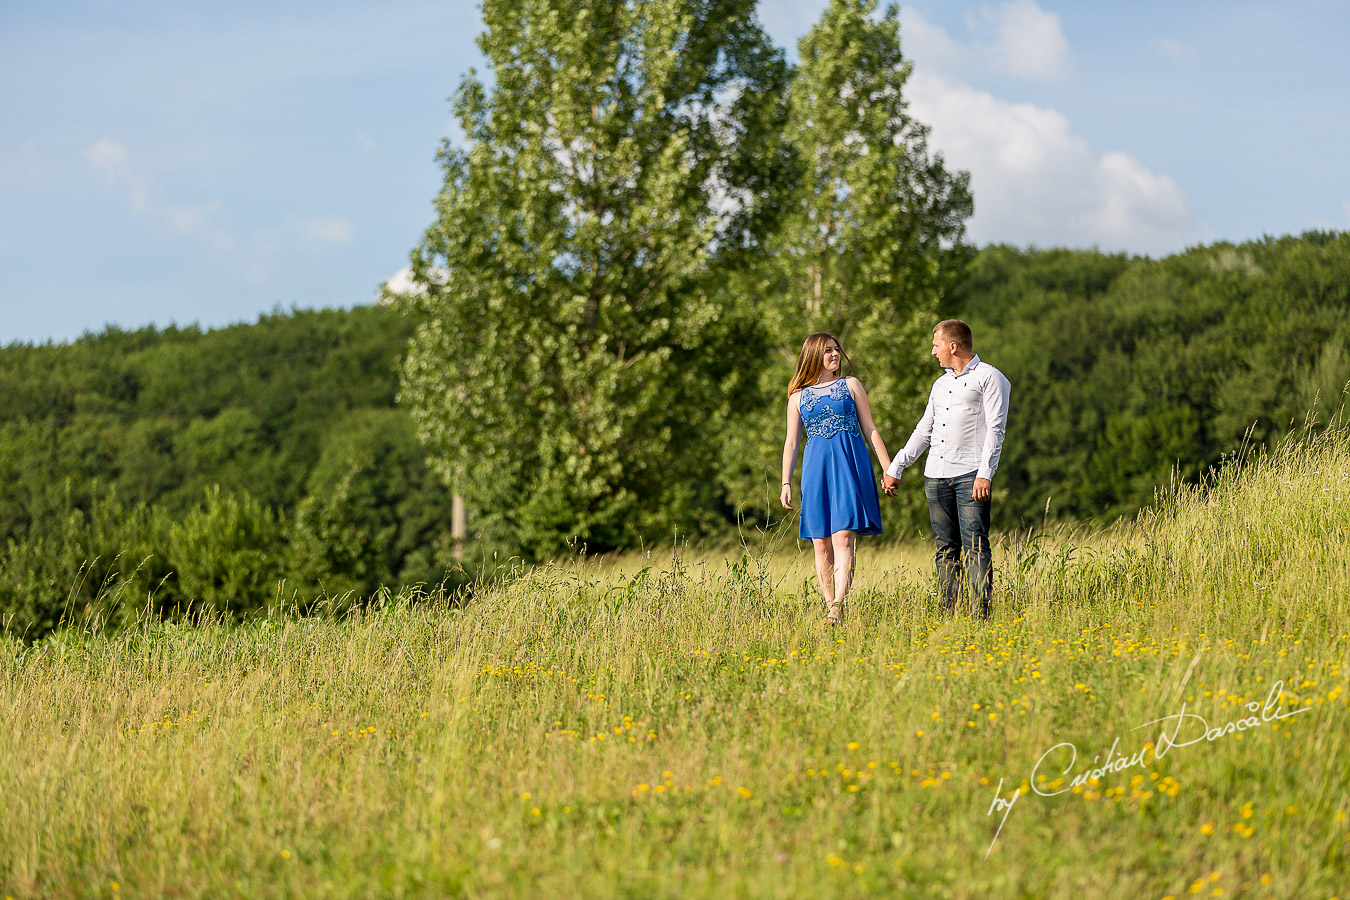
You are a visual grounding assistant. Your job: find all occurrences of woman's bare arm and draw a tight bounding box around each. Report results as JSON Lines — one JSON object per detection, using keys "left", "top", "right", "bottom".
{"left": 780, "top": 392, "right": 802, "bottom": 509}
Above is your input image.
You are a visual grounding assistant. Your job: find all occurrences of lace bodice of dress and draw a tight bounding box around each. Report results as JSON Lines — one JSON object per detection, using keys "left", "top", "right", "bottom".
{"left": 799, "top": 378, "right": 862, "bottom": 440}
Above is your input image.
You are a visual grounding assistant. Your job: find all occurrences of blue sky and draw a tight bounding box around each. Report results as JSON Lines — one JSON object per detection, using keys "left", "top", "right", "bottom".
{"left": 2, "top": 0, "right": 1348, "bottom": 345}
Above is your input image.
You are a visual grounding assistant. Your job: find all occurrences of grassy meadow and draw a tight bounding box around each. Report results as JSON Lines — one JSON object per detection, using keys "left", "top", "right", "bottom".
{"left": 3, "top": 429, "right": 1349, "bottom": 899}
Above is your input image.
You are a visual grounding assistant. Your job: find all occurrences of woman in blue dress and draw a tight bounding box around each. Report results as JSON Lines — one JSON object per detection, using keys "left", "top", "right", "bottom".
{"left": 780, "top": 333, "right": 891, "bottom": 624}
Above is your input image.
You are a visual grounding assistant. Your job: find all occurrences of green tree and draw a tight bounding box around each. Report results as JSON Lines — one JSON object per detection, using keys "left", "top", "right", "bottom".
{"left": 163, "top": 487, "right": 285, "bottom": 616}
{"left": 721, "top": 0, "right": 973, "bottom": 528}
{"left": 287, "top": 409, "right": 458, "bottom": 599}
{"left": 399, "top": 0, "right": 793, "bottom": 558}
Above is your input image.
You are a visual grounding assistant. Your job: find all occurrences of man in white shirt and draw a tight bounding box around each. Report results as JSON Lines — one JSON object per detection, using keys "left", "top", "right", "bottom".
{"left": 882, "top": 320, "right": 1011, "bottom": 619}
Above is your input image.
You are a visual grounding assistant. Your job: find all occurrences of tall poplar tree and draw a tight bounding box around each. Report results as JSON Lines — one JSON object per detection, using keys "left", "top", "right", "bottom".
{"left": 399, "top": 0, "right": 791, "bottom": 558}
{"left": 721, "top": 0, "right": 973, "bottom": 525}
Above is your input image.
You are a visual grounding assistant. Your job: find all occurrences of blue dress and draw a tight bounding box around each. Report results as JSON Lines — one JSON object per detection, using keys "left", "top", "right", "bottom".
{"left": 798, "top": 378, "right": 884, "bottom": 539}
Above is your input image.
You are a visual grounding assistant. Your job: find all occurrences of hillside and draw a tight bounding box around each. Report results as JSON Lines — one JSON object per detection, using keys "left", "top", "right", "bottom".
{"left": 3, "top": 427, "right": 1346, "bottom": 897}
{"left": 2, "top": 233, "right": 1348, "bottom": 637}
{"left": 953, "top": 232, "right": 1349, "bottom": 523}
{"left": 0, "top": 305, "right": 457, "bottom": 635}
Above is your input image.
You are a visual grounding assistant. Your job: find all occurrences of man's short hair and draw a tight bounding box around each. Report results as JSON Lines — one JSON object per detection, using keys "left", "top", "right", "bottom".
{"left": 934, "top": 319, "right": 973, "bottom": 352}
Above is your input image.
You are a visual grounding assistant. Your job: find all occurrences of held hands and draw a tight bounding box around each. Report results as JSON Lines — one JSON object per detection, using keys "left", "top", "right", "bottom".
{"left": 780, "top": 483, "right": 793, "bottom": 510}
{"left": 881, "top": 475, "right": 990, "bottom": 499}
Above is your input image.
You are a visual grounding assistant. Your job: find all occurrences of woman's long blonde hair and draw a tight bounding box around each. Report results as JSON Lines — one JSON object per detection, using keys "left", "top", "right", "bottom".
{"left": 787, "top": 332, "right": 854, "bottom": 395}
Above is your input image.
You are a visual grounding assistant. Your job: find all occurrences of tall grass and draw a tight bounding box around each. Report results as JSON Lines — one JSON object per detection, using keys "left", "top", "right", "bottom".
{"left": 2, "top": 429, "right": 1348, "bottom": 898}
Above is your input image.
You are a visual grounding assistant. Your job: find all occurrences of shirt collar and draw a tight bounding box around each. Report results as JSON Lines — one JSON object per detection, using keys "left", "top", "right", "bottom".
{"left": 946, "top": 354, "right": 981, "bottom": 378}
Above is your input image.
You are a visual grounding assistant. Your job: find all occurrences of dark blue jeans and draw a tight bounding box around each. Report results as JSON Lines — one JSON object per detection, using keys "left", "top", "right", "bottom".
{"left": 925, "top": 472, "right": 992, "bottom": 617}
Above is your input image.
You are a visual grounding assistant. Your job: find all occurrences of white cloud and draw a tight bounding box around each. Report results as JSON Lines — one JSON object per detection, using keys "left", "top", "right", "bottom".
{"left": 761, "top": 0, "right": 1068, "bottom": 81}
{"left": 1083, "top": 152, "right": 1195, "bottom": 247}
{"left": 88, "top": 139, "right": 145, "bottom": 206}
{"left": 86, "top": 138, "right": 130, "bottom": 173}
{"left": 694, "top": 2, "right": 1198, "bottom": 254}
{"left": 886, "top": 7, "right": 1200, "bottom": 254}
{"left": 356, "top": 130, "right": 379, "bottom": 153}
{"left": 966, "top": 0, "right": 1071, "bottom": 82}
{"left": 289, "top": 214, "right": 354, "bottom": 246}
{"left": 378, "top": 266, "right": 420, "bottom": 303}
{"left": 88, "top": 139, "right": 233, "bottom": 251}
{"left": 87, "top": 139, "right": 356, "bottom": 278}
{"left": 899, "top": 9, "right": 972, "bottom": 73}
{"left": 907, "top": 72, "right": 1198, "bottom": 254}
{"left": 1151, "top": 37, "right": 1192, "bottom": 61}
{"left": 376, "top": 264, "right": 450, "bottom": 303}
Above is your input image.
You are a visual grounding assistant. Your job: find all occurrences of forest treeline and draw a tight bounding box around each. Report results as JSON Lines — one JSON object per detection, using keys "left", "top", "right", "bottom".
{"left": 0, "top": 306, "right": 459, "bottom": 636}
{"left": 3, "top": 233, "right": 1347, "bottom": 638}
{"left": 957, "top": 234, "right": 1349, "bottom": 523}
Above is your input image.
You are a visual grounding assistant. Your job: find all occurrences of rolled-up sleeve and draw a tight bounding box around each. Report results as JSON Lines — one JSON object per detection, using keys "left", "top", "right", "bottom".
{"left": 976, "top": 372, "right": 1011, "bottom": 482}
{"left": 887, "top": 392, "right": 935, "bottom": 479}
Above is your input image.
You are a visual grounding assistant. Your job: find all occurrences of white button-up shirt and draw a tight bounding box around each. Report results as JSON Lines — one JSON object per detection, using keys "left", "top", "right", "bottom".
{"left": 886, "top": 355, "right": 1011, "bottom": 482}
